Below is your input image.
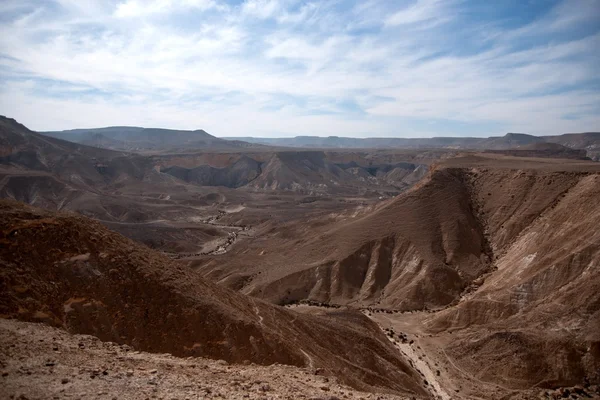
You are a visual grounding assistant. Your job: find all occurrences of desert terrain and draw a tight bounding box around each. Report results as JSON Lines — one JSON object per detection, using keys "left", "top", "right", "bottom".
{"left": 1, "top": 116, "right": 600, "bottom": 399}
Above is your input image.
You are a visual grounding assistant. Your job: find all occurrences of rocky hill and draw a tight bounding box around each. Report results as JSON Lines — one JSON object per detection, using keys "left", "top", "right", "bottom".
{"left": 161, "top": 156, "right": 262, "bottom": 188}
{"left": 1, "top": 319, "right": 417, "bottom": 400}
{"left": 158, "top": 150, "right": 427, "bottom": 194}
{"left": 0, "top": 200, "right": 428, "bottom": 397}
{"left": 199, "top": 155, "right": 600, "bottom": 310}
{"left": 0, "top": 116, "right": 163, "bottom": 190}
{"left": 191, "top": 154, "right": 600, "bottom": 392}
{"left": 0, "top": 116, "right": 434, "bottom": 260}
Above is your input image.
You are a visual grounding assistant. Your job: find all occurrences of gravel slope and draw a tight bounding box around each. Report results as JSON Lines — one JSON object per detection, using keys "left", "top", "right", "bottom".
{"left": 0, "top": 319, "right": 413, "bottom": 400}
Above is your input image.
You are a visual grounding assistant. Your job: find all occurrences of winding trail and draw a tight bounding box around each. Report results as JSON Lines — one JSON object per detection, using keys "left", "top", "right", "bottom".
{"left": 300, "top": 350, "right": 315, "bottom": 370}
{"left": 286, "top": 304, "right": 450, "bottom": 399}
{"left": 395, "top": 340, "right": 450, "bottom": 400}
{"left": 168, "top": 210, "right": 251, "bottom": 259}
{"left": 361, "top": 309, "right": 451, "bottom": 400}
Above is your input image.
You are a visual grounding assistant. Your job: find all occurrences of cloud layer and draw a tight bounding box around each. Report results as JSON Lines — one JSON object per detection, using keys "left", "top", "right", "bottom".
{"left": 0, "top": 0, "right": 599, "bottom": 136}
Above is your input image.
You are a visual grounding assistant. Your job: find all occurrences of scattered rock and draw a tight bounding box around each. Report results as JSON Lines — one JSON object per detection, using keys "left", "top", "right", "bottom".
{"left": 260, "top": 384, "right": 271, "bottom": 392}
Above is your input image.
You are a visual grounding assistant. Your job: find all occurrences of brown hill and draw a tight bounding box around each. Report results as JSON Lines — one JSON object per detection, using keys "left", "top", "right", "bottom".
{"left": 0, "top": 116, "right": 209, "bottom": 237}
{"left": 162, "top": 155, "right": 262, "bottom": 188}
{"left": 423, "top": 164, "right": 600, "bottom": 389}
{"left": 0, "top": 200, "right": 428, "bottom": 397}
{"left": 158, "top": 150, "right": 428, "bottom": 194}
{"left": 0, "top": 116, "right": 166, "bottom": 191}
{"left": 191, "top": 154, "right": 600, "bottom": 393}
{"left": 195, "top": 165, "right": 492, "bottom": 310}
{"left": 0, "top": 116, "right": 437, "bottom": 262}
{"left": 1, "top": 318, "right": 417, "bottom": 400}
{"left": 41, "top": 125, "right": 258, "bottom": 152}
{"left": 193, "top": 154, "right": 600, "bottom": 313}
{"left": 484, "top": 142, "right": 589, "bottom": 159}
{"left": 480, "top": 132, "right": 545, "bottom": 149}
{"left": 546, "top": 132, "right": 600, "bottom": 161}
{"left": 546, "top": 131, "right": 600, "bottom": 150}
{"left": 1, "top": 116, "right": 429, "bottom": 203}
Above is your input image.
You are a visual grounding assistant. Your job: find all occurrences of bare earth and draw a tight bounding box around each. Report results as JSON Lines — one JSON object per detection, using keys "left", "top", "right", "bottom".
{"left": 0, "top": 319, "right": 411, "bottom": 400}
{"left": 3, "top": 116, "right": 600, "bottom": 400}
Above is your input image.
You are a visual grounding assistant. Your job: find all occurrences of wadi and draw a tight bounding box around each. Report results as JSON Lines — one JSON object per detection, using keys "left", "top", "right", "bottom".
{"left": 1, "top": 1, "right": 600, "bottom": 399}
{"left": 0, "top": 114, "right": 599, "bottom": 400}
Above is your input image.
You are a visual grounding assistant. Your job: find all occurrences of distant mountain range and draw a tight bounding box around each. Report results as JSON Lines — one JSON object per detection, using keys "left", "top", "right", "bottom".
{"left": 0, "top": 115, "right": 430, "bottom": 215}
{"left": 22, "top": 122, "right": 600, "bottom": 161}
{"left": 42, "top": 126, "right": 259, "bottom": 152}
{"left": 226, "top": 132, "right": 600, "bottom": 160}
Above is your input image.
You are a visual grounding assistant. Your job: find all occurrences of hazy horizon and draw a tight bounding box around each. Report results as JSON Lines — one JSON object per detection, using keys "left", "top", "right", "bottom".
{"left": 1, "top": 0, "right": 599, "bottom": 137}
{"left": 24, "top": 118, "right": 599, "bottom": 139}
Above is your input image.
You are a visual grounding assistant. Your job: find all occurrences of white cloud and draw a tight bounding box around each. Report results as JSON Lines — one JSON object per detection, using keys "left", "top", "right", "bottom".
{"left": 0, "top": 0, "right": 598, "bottom": 136}
{"left": 114, "top": 0, "right": 220, "bottom": 18}
{"left": 384, "top": 0, "right": 447, "bottom": 27}
{"left": 240, "top": 0, "right": 282, "bottom": 19}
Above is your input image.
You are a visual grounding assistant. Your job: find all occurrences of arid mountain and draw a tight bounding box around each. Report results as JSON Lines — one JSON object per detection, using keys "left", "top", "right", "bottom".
{"left": 0, "top": 200, "right": 428, "bottom": 397}
{"left": 2, "top": 114, "right": 600, "bottom": 399}
{"left": 0, "top": 116, "right": 256, "bottom": 253}
{"left": 226, "top": 132, "right": 600, "bottom": 159}
{"left": 484, "top": 142, "right": 589, "bottom": 159}
{"left": 42, "top": 126, "right": 257, "bottom": 152}
{"left": 546, "top": 131, "right": 600, "bottom": 149}
{"left": 159, "top": 150, "right": 428, "bottom": 194}
{"left": 190, "top": 154, "right": 600, "bottom": 394}
{"left": 3, "top": 116, "right": 429, "bottom": 197}
{"left": 424, "top": 160, "right": 600, "bottom": 389}
{"left": 0, "top": 116, "right": 161, "bottom": 188}
{"left": 195, "top": 164, "right": 494, "bottom": 309}
{"left": 0, "top": 117, "right": 436, "bottom": 261}
{"left": 0, "top": 115, "right": 185, "bottom": 222}
{"left": 36, "top": 122, "right": 600, "bottom": 161}
{"left": 546, "top": 132, "right": 600, "bottom": 161}
{"left": 197, "top": 155, "right": 600, "bottom": 309}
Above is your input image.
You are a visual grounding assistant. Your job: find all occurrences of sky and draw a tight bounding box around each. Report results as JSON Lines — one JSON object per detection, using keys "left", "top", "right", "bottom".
{"left": 0, "top": 0, "right": 599, "bottom": 137}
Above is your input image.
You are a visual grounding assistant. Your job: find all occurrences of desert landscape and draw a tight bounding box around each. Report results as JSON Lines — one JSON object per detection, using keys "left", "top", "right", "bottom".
{"left": 2, "top": 1, "right": 600, "bottom": 399}
{"left": 1, "top": 114, "right": 600, "bottom": 400}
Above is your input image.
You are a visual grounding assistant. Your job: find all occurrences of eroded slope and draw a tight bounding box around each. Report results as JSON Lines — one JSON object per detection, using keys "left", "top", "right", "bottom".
{"left": 0, "top": 200, "right": 428, "bottom": 397}
{"left": 424, "top": 172, "right": 600, "bottom": 389}
{"left": 194, "top": 156, "right": 600, "bottom": 318}
{"left": 0, "top": 319, "right": 415, "bottom": 400}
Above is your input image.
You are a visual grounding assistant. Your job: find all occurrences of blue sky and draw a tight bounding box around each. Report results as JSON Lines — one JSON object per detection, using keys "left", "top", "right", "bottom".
{"left": 0, "top": 0, "right": 599, "bottom": 137}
